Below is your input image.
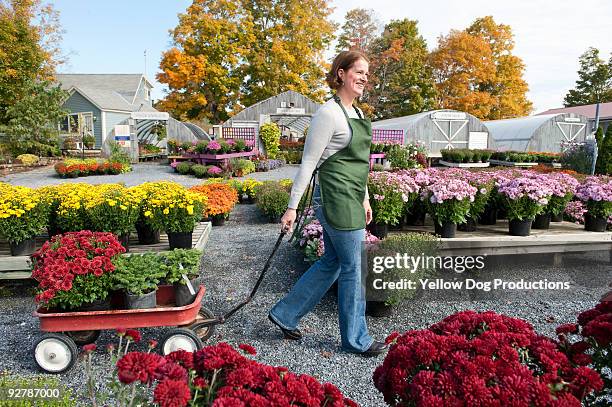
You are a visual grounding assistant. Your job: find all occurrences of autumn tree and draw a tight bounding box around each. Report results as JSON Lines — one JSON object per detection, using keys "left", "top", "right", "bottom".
{"left": 430, "top": 16, "right": 532, "bottom": 120}
{"left": 564, "top": 47, "right": 612, "bottom": 107}
{"left": 365, "top": 19, "right": 436, "bottom": 120}
{"left": 156, "top": 0, "right": 254, "bottom": 123}
{"left": 239, "top": 0, "right": 336, "bottom": 107}
{"left": 335, "top": 8, "right": 379, "bottom": 53}
{"left": 0, "top": 0, "right": 64, "bottom": 125}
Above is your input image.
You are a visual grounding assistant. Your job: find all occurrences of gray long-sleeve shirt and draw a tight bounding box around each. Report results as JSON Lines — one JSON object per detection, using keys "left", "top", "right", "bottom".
{"left": 288, "top": 99, "right": 369, "bottom": 209}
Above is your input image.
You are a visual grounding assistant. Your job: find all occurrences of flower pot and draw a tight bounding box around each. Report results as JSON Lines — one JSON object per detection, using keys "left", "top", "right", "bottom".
{"left": 245, "top": 196, "right": 256, "bottom": 204}
{"left": 434, "top": 221, "right": 457, "bottom": 238}
{"left": 168, "top": 231, "right": 193, "bottom": 249}
{"left": 532, "top": 213, "right": 551, "bottom": 230}
{"left": 367, "top": 222, "right": 388, "bottom": 239}
{"left": 478, "top": 206, "right": 497, "bottom": 225}
{"left": 457, "top": 218, "right": 477, "bottom": 232}
{"left": 9, "top": 238, "right": 36, "bottom": 256}
{"left": 584, "top": 214, "right": 607, "bottom": 232}
{"left": 509, "top": 219, "right": 532, "bottom": 236}
{"left": 119, "top": 233, "right": 130, "bottom": 252}
{"left": 125, "top": 290, "right": 157, "bottom": 309}
{"left": 366, "top": 300, "right": 393, "bottom": 317}
{"left": 389, "top": 215, "right": 405, "bottom": 231}
{"left": 405, "top": 207, "right": 426, "bottom": 226}
{"left": 79, "top": 297, "right": 111, "bottom": 312}
{"left": 175, "top": 276, "right": 202, "bottom": 306}
{"left": 211, "top": 215, "right": 226, "bottom": 226}
{"left": 135, "top": 222, "right": 160, "bottom": 245}
{"left": 551, "top": 212, "right": 564, "bottom": 222}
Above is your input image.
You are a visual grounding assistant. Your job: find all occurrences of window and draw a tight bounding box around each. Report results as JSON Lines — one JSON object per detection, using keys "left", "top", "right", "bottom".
{"left": 145, "top": 88, "right": 150, "bottom": 101}
{"left": 59, "top": 112, "right": 94, "bottom": 136}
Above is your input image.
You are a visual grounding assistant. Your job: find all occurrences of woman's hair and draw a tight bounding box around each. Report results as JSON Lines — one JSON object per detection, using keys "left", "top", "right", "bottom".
{"left": 325, "top": 50, "right": 369, "bottom": 90}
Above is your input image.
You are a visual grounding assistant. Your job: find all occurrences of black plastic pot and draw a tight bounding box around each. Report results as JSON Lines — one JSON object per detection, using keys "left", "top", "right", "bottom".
{"left": 211, "top": 215, "right": 226, "bottom": 226}
{"left": 79, "top": 297, "right": 111, "bottom": 312}
{"left": 457, "top": 218, "right": 477, "bottom": 232}
{"left": 509, "top": 219, "right": 533, "bottom": 236}
{"left": 136, "top": 222, "right": 160, "bottom": 245}
{"left": 175, "top": 276, "right": 202, "bottom": 306}
{"left": 532, "top": 213, "right": 551, "bottom": 230}
{"left": 168, "top": 231, "right": 193, "bottom": 250}
{"left": 119, "top": 233, "right": 130, "bottom": 252}
{"left": 406, "top": 204, "right": 426, "bottom": 226}
{"left": 389, "top": 215, "right": 405, "bottom": 231}
{"left": 367, "top": 222, "right": 388, "bottom": 239}
{"left": 584, "top": 214, "right": 607, "bottom": 232}
{"left": 551, "top": 212, "right": 564, "bottom": 222}
{"left": 9, "top": 238, "right": 36, "bottom": 256}
{"left": 125, "top": 290, "right": 157, "bottom": 309}
{"left": 478, "top": 205, "right": 498, "bottom": 225}
{"left": 434, "top": 221, "right": 457, "bottom": 238}
{"left": 365, "top": 301, "right": 393, "bottom": 317}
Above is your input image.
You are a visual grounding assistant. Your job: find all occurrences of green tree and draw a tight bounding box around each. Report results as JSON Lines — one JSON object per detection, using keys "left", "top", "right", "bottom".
{"left": 239, "top": 0, "right": 336, "bottom": 107}
{"left": 366, "top": 19, "right": 437, "bottom": 120}
{"left": 0, "top": 0, "right": 64, "bottom": 125}
{"left": 564, "top": 47, "right": 612, "bottom": 107}
{"left": 335, "top": 8, "right": 379, "bottom": 53}
{"left": 596, "top": 125, "right": 612, "bottom": 175}
{"left": 0, "top": 79, "right": 68, "bottom": 156}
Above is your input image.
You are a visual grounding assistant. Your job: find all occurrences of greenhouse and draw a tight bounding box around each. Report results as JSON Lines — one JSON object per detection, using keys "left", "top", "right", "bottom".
{"left": 485, "top": 113, "right": 589, "bottom": 153}
{"left": 371, "top": 110, "right": 492, "bottom": 156}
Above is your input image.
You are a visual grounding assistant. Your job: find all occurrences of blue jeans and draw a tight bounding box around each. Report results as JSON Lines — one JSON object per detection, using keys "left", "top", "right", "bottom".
{"left": 270, "top": 186, "right": 373, "bottom": 352}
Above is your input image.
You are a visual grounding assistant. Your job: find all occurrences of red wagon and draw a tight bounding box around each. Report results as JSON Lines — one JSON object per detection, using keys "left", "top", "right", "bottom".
{"left": 32, "top": 285, "right": 215, "bottom": 373}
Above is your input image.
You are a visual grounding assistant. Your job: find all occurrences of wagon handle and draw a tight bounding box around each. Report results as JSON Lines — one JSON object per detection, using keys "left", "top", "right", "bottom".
{"left": 221, "top": 231, "right": 286, "bottom": 321}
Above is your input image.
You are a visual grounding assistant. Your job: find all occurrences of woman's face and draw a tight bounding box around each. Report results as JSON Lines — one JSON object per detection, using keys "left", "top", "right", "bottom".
{"left": 338, "top": 58, "right": 369, "bottom": 98}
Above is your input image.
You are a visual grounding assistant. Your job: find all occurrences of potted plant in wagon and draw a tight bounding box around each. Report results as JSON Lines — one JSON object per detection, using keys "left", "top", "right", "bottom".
{"left": 498, "top": 176, "right": 552, "bottom": 236}
{"left": 575, "top": 176, "right": 612, "bottom": 232}
{"left": 31, "top": 231, "right": 125, "bottom": 312}
{"left": 421, "top": 178, "right": 477, "bottom": 238}
{"left": 161, "top": 249, "right": 203, "bottom": 306}
{"left": 0, "top": 183, "right": 48, "bottom": 256}
{"left": 111, "top": 253, "right": 167, "bottom": 309}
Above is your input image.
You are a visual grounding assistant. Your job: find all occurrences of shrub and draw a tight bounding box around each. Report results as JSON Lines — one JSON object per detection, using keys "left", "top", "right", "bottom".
{"left": 471, "top": 150, "right": 482, "bottom": 162}
{"left": 16, "top": 153, "right": 39, "bottom": 165}
{"left": 256, "top": 181, "right": 290, "bottom": 221}
{"left": 191, "top": 164, "right": 207, "bottom": 178}
{"left": 230, "top": 158, "right": 255, "bottom": 177}
{"left": 461, "top": 149, "right": 474, "bottom": 163}
{"left": 372, "top": 163, "right": 385, "bottom": 171}
{"left": 161, "top": 249, "right": 202, "bottom": 285}
{"left": 108, "top": 140, "right": 131, "bottom": 169}
{"left": 259, "top": 122, "right": 281, "bottom": 159}
{"left": 112, "top": 253, "right": 167, "bottom": 296}
{"left": 176, "top": 161, "right": 193, "bottom": 175}
{"left": 596, "top": 125, "right": 612, "bottom": 175}
{"left": 561, "top": 142, "right": 595, "bottom": 174}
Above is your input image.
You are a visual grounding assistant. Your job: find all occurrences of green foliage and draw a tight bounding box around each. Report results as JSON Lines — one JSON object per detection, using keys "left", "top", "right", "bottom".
{"left": 177, "top": 161, "right": 194, "bottom": 175}
{"left": 112, "top": 254, "right": 167, "bottom": 296}
{"left": 372, "top": 163, "right": 384, "bottom": 171}
{"left": 547, "top": 193, "right": 573, "bottom": 216}
{"left": 366, "top": 19, "right": 437, "bottom": 119}
{"left": 425, "top": 195, "right": 472, "bottom": 225}
{"left": 366, "top": 233, "right": 440, "bottom": 306}
{"left": 256, "top": 181, "right": 290, "bottom": 220}
{"left": 108, "top": 140, "right": 132, "bottom": 170}
{"left": 596, "top": 126, "right": 612, "bottom": 175}
{"left": 0, "top": 371, "right": 76, "bottom": 406}
{"left": 259, "top": 123, "right": 281, "bottom": 159}
{"left": 0, "top": 80, "right": 67, "bottom": 156}
{"left": 504, "top": 196, "right": 546, "bottom": 221}
{"left": 564, "top": 47, "right": 612, "bottom": 107}
{"left": 192, "top": 164, "right": 207, "bottom": 178}
{"left": 161, "top": 249, "right": 202, "bottom": 285}
{"left": 230, "top": 158, "right": 255, "bottom": 176}
{"left": 47, "top": 273, "right": 114, "bottom": 310}
{"left": 386, "top": 144, "right": 419, "bottom": 169}
{"left": 586, "top": 199, "right": 612, "bottom": 219}
{"left": 560, "top": 143, "right": 594, "bottom": 174}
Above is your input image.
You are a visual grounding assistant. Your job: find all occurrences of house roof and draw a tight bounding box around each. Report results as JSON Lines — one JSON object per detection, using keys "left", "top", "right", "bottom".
{"left": 537, "top": 102, "right": 612, "bottom": 120}
{"left": 56, "top": 74, "right": 155, "bottom": 112}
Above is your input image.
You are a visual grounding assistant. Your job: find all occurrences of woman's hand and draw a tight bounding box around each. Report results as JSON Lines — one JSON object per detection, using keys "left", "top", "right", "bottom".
{"left": 364, "top": 199, "right": 373, "bottom": 225}
{"left": 281, "top": 208, "right": 297, "bottom": 233}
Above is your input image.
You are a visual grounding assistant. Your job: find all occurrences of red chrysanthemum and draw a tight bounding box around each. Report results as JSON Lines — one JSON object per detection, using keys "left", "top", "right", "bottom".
{"left": 117, "top": 352, "right": 165, "bottom": 384}
{"left": 238, "top": 343, "right": 257, "bottom": 355}
{"left": 125, "top": 329, "right": 141, "bottom": 343}
{"left": 153, "top": 379, "right": 191, "bottom": 407}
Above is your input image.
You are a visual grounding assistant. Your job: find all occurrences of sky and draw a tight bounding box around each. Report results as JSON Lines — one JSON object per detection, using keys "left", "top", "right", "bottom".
{"left": 53, "top": 0, "right": 612, "bottom": 114}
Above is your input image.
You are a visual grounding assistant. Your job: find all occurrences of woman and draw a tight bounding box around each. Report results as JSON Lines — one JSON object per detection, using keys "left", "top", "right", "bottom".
{"left": 268, "top": 50, "right": 387, "bottom": 357}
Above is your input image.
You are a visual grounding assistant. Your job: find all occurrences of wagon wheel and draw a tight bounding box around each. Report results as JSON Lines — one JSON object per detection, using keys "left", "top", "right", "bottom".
{"left": 65, "top": 330, "right": 100, "bottom": 345}
{"left": 160, "top": 328, "right": 203, "bottom": 355}
{"left": 33, "top": 333, "right": 78, "bottom": 374}
{"left": 188, "top": 307, "right": 217, "bottom": 343}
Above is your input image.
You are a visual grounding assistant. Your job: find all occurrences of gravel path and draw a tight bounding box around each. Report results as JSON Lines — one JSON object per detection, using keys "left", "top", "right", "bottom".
{"left": 0, "top": 202, "right": 610, "bottom": 405}
{"left": 0, "top": 161, "right": 299, "bottom": 188}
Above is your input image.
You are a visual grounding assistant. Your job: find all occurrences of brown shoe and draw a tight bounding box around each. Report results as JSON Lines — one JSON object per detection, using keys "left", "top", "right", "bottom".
{"left": 268, "top": 314, "right": 302, "bottom": 340}
{"left": 359, "top": 341, "right": 388, "bottom": 357}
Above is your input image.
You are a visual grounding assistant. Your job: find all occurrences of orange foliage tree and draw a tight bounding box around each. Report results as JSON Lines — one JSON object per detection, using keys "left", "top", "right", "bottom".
{"left": 429, "top": 16, "right": 532, "bottom": 120}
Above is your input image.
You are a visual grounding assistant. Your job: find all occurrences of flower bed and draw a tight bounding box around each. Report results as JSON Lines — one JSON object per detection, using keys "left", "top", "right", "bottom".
{"left": 54, "top": 158, "right": 130, "bottom": 177}
{"left": 375, "top": 311, "right": 603, "bottom": 406}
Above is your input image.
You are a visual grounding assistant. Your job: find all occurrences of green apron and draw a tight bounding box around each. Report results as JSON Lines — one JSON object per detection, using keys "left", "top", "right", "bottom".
{"left": 317, "top": 96, "right": 372, "bottom": 231}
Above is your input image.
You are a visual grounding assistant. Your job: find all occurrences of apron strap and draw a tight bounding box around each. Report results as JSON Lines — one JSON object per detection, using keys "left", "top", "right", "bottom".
{"left": 332, "top": 95, "right": 364, "bottom": 120}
